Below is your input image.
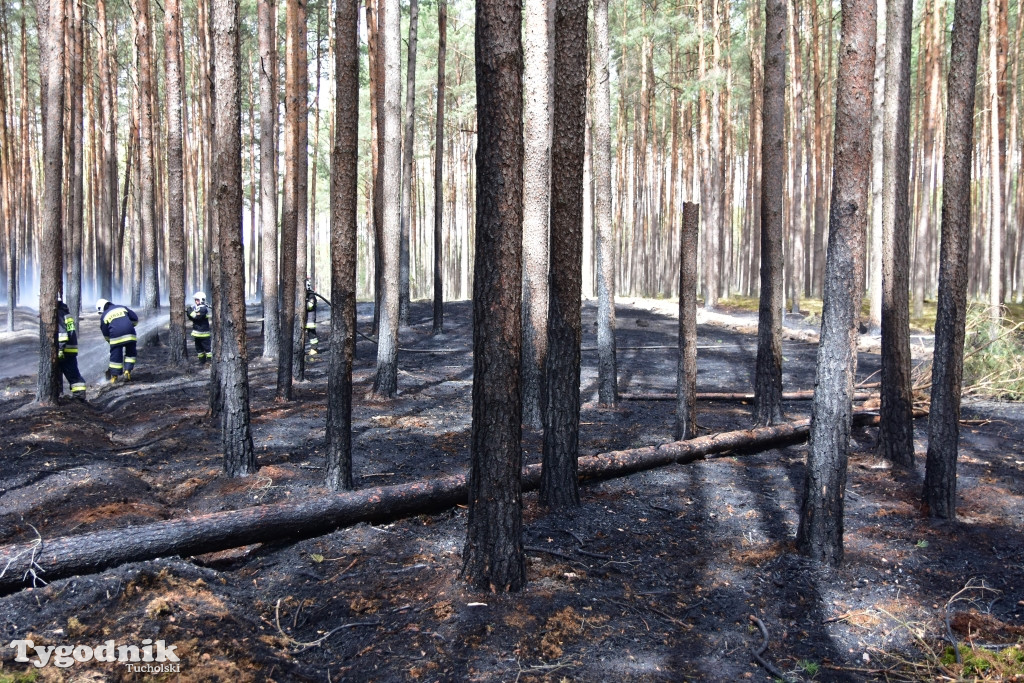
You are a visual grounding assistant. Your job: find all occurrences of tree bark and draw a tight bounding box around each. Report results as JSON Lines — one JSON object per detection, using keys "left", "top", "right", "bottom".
{"left": 37, "top": 0, "right": 65, "bottom": 404}
{"left": 0, "top": 412, "right": 892, "bottom": 595}
{"left": 259, "top": 0, "right": 280, "bottom": 360}
{"left": 431, "top": 0, "right": 447, "bottom": 335}
{"left": 520, "top": 0, "right": 553, "bottom": 429}
{"left": 923, "top": 0, "right": 981, "bottom": 520}
{"left": 755, "top": 0, "right": 787, "bottom": 426}
{"left": 797, "top": 0, "right": 875, "bottom": 566}
{"left": 593, "top": 0, "right": 617, "bottom": 405}
{"left": 878, "top": 0, "right": 915, "bottom": 467}
{"left": 326, "top": 0, "right": 359, "bottom": 492}
{"left": 291, "top": 0, "right": 309, "bottom": 383}
{"left": 868, "top": 0, "right": 886, "bottom": 331}
{"left": 540, "top": 0, "right": 587, "bottom": 509}
{"left": 371, "top": 0, "right": 402, "bottom": 398}
{"left": 66, "top": 0, "right": 83, "bottom": 318}
{"left": 462, "top": 0, "right": 525, "bottom": 592}
{"left": 675, "top": 203, "right": 699, "bottom": 440}
{"left": 136, "top": 0, "right": 159, "bottom": 310}
{"left": 399, "top": 0, "right": 419, "bottom": 327}
{"left": 986, "top": 0, "right": 1003, "bottom": 328}
{"left": 212, "top": 0, "right": 256, "bottom": 477}
{"left": 166, "top": 0, "right": 187, "bottom": 366}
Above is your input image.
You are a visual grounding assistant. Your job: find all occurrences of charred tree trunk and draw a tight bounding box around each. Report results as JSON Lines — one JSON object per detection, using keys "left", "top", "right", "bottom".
{"left": 593, "top": 0, "right": 617, "bottom": 405}
{"left": 399, "top": 0, "right": 418, "bottom": 327}
{"left": 878, "top": 0, "right": 915, "bottom": 467}
{"left": 212, "top": 0, "right": 257, "bottom": 477}
{"left": 37, "top": 0, "right": 66, "bottom": 404}
{"left": 166, "top": 0, "right": 187, "bottom": 365}
{"left": 326, "top": 0, "right": 359, "bottom": 492}
{"left": 797, "top": 0, "right": 875, "bottom": 566}
{"left": 754, "top": 0, "right": 787, "bottom": 426}
{"left": 431, "top": 0, "right": 447, "bottom": 335}
{"left": 676, "top": 203, "right": 699, "bottom": 440}
{"left": 540, "top": 0, "right": 587, "bottom": 509}
{"left": 462, "top": 0, "right": 526, "bottom": 592}
{"left": 924, "top": 0, "right": 982, "bottom": 519}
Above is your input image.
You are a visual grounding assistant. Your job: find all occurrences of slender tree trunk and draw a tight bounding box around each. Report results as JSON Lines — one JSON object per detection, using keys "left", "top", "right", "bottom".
{"left": 521, "top": 0, "right": 553, "bottom": 428}
{"left": 540, "top": 0, "right": 587, "bottom": 509}
{"left": 878, "top": 0, "right": 915, "bottom": 467}
{"left": 593, "top": 0, "right": 617, "bottom": 405}
{"left": 292, "top": 0, "right": 309, "bottom": 382}
{"left": 96, "top": 0, "right": 116, "bottom": 300}
{"left": 462, "top": 0, "right": 525, "bottom": 593}
{"left": 399, "top": 0, "right": 419, "bottom": 326}
{"left": 136, "top": 0, "right": 159, "bottom": 310}
{"left": 369, "top": 0, "right": 383, "bottom": 334}
{"left": 67, "top": 0, "right": 83, "bottom": 318}
{"left": 165, "top": 0, "right": 187, "bottom": 365}
{"left": 924, "top": 0, "right": 982, "bottom": 519}
{"left": 326, "top": 0, "right": 359, "bottom": 492}
{"left": 797, "top": 0, "right": 875, "bottom": 566}
{"left": 212, "top": 0, "right": 256, "bottom": 476}
{"left": 755, "top": 0, "right": 787, "bottom": 426}
{"left": 259, "top": 0, "right": 280, "bottom": 359}
{"left": 676, "top": 203, "right": 699, "bottom": 440}
{"left": 370, "top": 0, "right": 402, "bottom": 397}
{"left": 987, "top": 0, "right": 1003, "bottom": 327}
{"left": 868, "top": 0, "right": 886, "bottom": 331}
{"left": 432, "top": 0, "right": 447, "bottom": 335}
{"left": 38, "top": 0, "right": 65, "bottom": 404}
{"left": 276, "top": 0, "right": 301, "bottom": 399}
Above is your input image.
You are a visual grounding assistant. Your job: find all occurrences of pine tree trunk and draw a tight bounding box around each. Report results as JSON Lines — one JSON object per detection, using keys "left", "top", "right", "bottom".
{"left": 521, "top": 0, "right": 552, "bottom": 428}
{"left": 878, "top": 0, "right": 915, "bottom": 467}
{"left": 67, "top": 0, "right": 83, "bottom": 318}
{"left": 986, "top": 0, "right": 1003, "bottom": 328}
{"left": 540, "top": 0, "right": 586, "bottom": 509}
{"left": 593, "top": 0, "right": 617, "bottom": 405}
{"left": 924, "top": 0, "right": 981, "bottom": 520}
{"left": 797, "top": 0, "right": 875, "bottom": 566}
{"left": 431, "top": 0, "right": 446, "bottom": 335}
{"left": 371, "top": 0, "right": 402, "bottom": 398}
{"left": 136, "top": 0, "right": 159, "bottom": 310}
{"left": 166, "top": 0, "right": 187, "bottom": 365}
{"left": 399, "top": 0, "right": 418, "bottom": 327}
{"left": 212, "top": 0, "right": 257, "bottom": 477}
{"left": 868, "top": 0, "right": 886, "bottom": 331}
{"left": 292, "top": 0, "right": 309, "bottom": 383}
{"left": 676, "top": 203, "right": 699, "bottom": 440}
{"left": 462, "top": 0, "right": 525, "bottom": 593}
{"left": 754, "top": 0, "right": 787, "bottom": 426}
{"left": 326, "top": 0, "right": 359, "bottom": 492}
{"left": 259, "top": 0, "right": 280, "bottom": 360}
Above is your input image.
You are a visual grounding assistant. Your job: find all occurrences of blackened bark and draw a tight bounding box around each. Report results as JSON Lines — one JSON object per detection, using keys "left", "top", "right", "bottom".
{"left": 371, "top": 0, "right": 401, "bottom": 398}
{"left": 259, "top": 0, "right": 280, "bottom": 360}
{"left": 754, "top": 0, "right": 787, "bottom": 426}
{"left": 326, "top": 0, "right": 359, "bottom": 492}
{"left": 213, "top": 0, "right": 256, "bottom": 477}
{"left": 923, "top": 0, "right": 981, "bottom": 519}
{"left": 877, "top": 0, "right": 915, "bottom": 467}
{"left": 593, "top": 0, "right": 617, "bottom": 405}
{"left": 540, "top": 0, "right": 586, "bottom": 509}
{"left": 399, "top": 0, "right": 419, "bottom": 327}
{"left": 432, "top": 0, "right": 447, "bottom": 335}
{"left": 797, "top": 0, "right": 875, "bottom": 566}
{"left": 166, "top": 0, "right": 187, "bottom": 365}
{"left": 462, "top": 0, "right": 526, "bottom": 592}
{"left": 37, "top": 0, "right": 64, "bottom": 404}
{"left": 676, "top": 202, "right": 699, "bottom": 440}
{"left": 276, "top": 0, "right": 300, "bottom": 400}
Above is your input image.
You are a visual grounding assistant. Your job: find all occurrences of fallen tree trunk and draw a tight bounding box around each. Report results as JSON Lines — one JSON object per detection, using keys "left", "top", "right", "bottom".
{"left": 619, "top": 390, "right": 877, "bottom": 402}
{"left": 0, "top": 411, "right": 906, "bottom": 594}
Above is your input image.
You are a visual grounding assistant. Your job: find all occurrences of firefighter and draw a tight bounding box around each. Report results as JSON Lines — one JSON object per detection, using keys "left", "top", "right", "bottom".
{"left": 304, "top": 279, "right": 319, "bottom": 356}
{"left": 186, "top": 291, "right": 212, "bottom": 363}
{"left": 57, "top": 299, "right": 87, "bottom": 400}
{"left": 96, "top": 298, "right": 139, "bottom": 382}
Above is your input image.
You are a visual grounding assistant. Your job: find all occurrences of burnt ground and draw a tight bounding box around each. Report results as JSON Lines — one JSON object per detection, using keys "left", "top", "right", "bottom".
{"left": 0, "top": 299, "right": 1022, "bottom": 682}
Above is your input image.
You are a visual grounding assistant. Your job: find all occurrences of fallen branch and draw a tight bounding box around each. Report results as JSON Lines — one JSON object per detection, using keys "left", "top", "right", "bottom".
{"left": 748, "top": 615, "right": 788, "bottom": 680}
{"left": 619, "top": 390, "right": 877, "bottom": 402}
{"left": 0, "top": 410, "right": 901, "bottom": 595}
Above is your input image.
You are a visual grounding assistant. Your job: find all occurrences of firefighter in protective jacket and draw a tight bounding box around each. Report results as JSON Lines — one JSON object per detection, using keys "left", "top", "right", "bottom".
{"left": 186, "top": 291, "right": 212, "bottom": 362}
{"left": 57, "top": 299, "right": 87, "bottom": 400}
{"left": 96, "top": 299, "right": 139, "bottom": 382}
{"left": 304, "top": 279, "right": 319, "bottom": 356}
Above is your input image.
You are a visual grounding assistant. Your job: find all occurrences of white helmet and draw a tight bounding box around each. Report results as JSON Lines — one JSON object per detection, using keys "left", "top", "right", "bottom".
{"left": 193, "top": 291, "right": 207, "bottom": 305}
{"left": 96, "top": 298, "right": 110, "bottom": 314}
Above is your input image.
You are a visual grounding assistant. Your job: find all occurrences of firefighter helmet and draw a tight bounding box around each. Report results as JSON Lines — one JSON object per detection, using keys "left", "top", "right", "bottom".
{"left": 193, "top": 291, "right": 207, "bottom": 305}
{"left": 95, "top": 298, "right": 110, "bottom": 314}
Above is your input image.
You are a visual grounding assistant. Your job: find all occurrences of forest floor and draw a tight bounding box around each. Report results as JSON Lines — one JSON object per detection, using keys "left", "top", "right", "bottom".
{"left": 0, "top": 299, "right": 1023, "bottom": 682}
